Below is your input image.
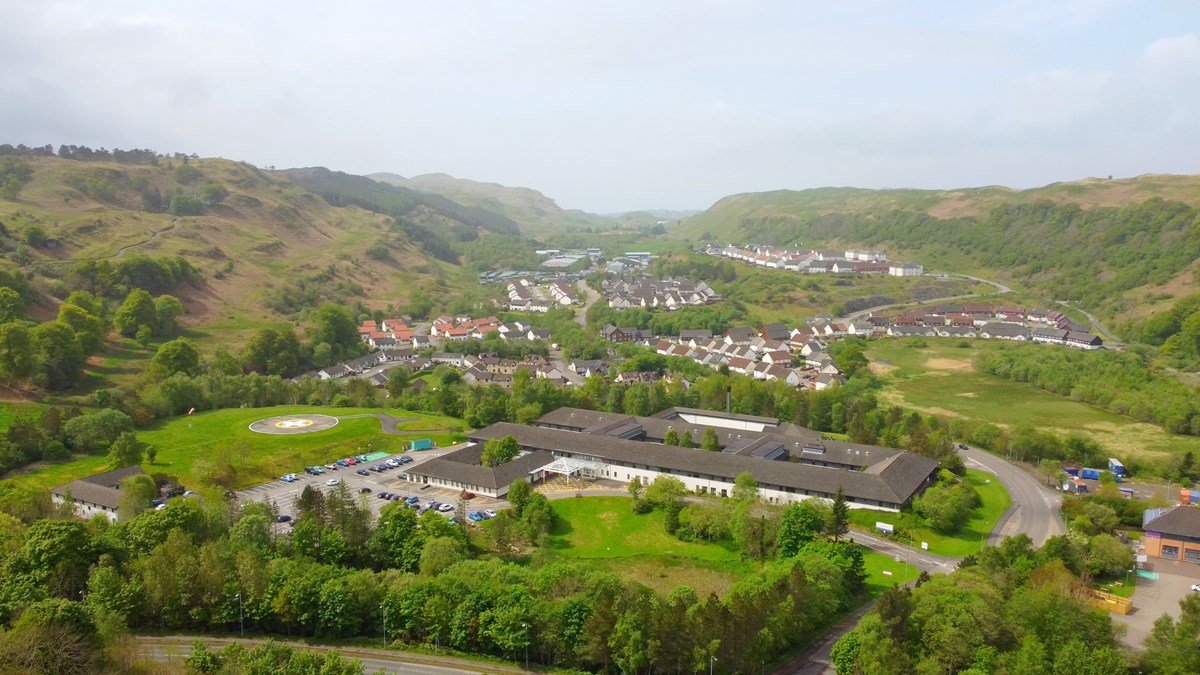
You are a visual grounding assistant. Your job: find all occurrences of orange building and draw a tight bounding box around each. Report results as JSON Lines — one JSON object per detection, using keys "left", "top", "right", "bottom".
{"left": 1143, "top": 506, "right": 1200, "bottom": 565}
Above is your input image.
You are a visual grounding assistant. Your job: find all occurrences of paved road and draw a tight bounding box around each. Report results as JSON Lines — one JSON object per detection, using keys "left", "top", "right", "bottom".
{"left": 959, "top": 445, "right": 1065, "bottom": 547}
{"left": 337, "top": 413, "right": 442, "bottom": 435}
{"left": 133, "top": 636, "right": 523, "bottom": 674}
{"left": 843, "top": 273, "right": 1012, "bottom": 321}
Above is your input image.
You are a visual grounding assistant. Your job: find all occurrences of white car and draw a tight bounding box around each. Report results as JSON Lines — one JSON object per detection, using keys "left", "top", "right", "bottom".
{"left": 1191, "top": 583, "right": 1200, "bottom": 592}
{"left": 484, "top": 509, "right": 497, "bottom": 518}
{"left": 326, "top": 478, "right": 340, "bottom": 486}
{"left": 438, "top": 503, "right": 455, "bottom": 513}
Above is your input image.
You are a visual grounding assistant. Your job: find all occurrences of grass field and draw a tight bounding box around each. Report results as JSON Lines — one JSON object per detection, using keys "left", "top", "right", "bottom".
{"left": 848, "top": 469, "right": 1011, "bottom": 557}
{"left": 545, "top": 496, "right": 918, "bottom": 599}
{"left": 4, "top": 406, "right": 467, "bottom": 492}
{"left": 861, "top": 547, "right": 919, "bottom": 596}
{"left": 866, "top": 339, "right": 1200, "bottom": 461}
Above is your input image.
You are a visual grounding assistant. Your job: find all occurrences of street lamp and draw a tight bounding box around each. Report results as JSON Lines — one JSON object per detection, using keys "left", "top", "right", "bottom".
{"left": 236, "top": 592, "right": 244, "bottom": 638}
{"left": 381, "top": 604, "right": 388, "bottom": 647}
{"left": 710, "top": 654, "right": 718, "bottom": 675}
{"left": 522, "top": 622, "right": 530, "bottom": 669}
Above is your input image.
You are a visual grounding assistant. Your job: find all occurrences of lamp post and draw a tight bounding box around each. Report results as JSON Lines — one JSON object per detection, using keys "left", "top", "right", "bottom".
{"left": 381, "top": 604, "right": 388, "bottom": 647}
{"left": 522, "top": 622, "right": 529, "bottom": 669}
{"left": 710, "top": 654, "right": 718, "bottom": 675}
{"left": 236, "top": 592, "right": 244, "bottom": 638}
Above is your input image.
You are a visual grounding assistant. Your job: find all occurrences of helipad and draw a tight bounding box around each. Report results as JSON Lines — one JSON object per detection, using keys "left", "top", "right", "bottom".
{"left": 248, "top": 414, "right": 340, "bottom": 435}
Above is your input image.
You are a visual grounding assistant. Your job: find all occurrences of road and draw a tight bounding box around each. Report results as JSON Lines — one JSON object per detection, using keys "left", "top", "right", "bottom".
{"left": 843, "top": 273, "right": 1011, "bottom": 321}
{"left": 959, "top": 444, "right": 1065, "bottom": 547}
{"left": 780, "top": 444, "right": 1064, "bottom": 674}
{"left": 133, "top": 635, "right": 523, "bottom": 674}
{"left": 546, "top": 280, "right": 603, "bottom": 385}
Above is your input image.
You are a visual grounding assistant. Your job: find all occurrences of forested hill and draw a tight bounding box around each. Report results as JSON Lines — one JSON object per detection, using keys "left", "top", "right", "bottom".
{"left": 682, "top": 174, "right": 1200, "bottom": 327}
{"left": 370, "top": 171, "right": 614, "bottom": 236}
{"left": 0, "top": 150, "right": 472, "bottom": 342}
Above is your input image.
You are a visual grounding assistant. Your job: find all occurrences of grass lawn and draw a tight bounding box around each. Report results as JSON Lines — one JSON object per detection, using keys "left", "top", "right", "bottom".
{"left": 860, "top": 547, "right": 920, "bottom": 596}
{"left": 0, "top": 402, "right": 49, "bottom": 433}
{"left": 848, "top": 469, "right": 1011, "bottom": 557}
{"left": 1095, "top": 574, "right": 1137, "bottom": 598}
{"left": 5, "top": 406, "right": 468, "bottom": 492}
{"left": 546, "top": 496, "right": 752, "bottom": 596}
{"left": 866, "top": 339, "right": 1200, "bottom": 461}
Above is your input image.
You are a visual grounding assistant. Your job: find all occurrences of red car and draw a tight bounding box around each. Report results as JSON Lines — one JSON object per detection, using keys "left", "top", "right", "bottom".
{"left": 461, "top": 491, "right": 476, "bottom": 500}
{"left": 345, "top": 458, "right": 358, "bottom": 465}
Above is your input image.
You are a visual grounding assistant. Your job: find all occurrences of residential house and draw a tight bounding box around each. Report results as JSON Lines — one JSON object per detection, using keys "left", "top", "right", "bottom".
{"left": 50, "top": 465, "right": 147, "bottom": 522}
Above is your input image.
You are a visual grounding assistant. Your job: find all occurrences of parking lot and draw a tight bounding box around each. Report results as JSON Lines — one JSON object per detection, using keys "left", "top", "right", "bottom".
{"left": 235, "top": 443, "right": 502, "bottom": 522}
{"left": 1111, "top": 558, "right": 1200, "bottom": 648}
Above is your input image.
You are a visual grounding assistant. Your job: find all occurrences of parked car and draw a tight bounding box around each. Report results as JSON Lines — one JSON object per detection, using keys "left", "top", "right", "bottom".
{"left": 437, "top": 503, "right": 454, "bottom": 513}
{"left": 280, "top": 474, "right": 298, "bottom": 483}
{"left": 345, "top": 458, "right": 357, "bottom": 465}
{"left": 389, "top": 494, "right": 402, "bottom": 501}
{"left": 182, "top": 490, "right": 197, "bottom": 497}
{"left": 336, "top": 459, "right": 349, "bottom": 467}
{"left": 377, "top": 492, "right": 392, "bottom": 500}
{"left": 405, "top": 496, "right": 420, "bottom": 504}
{"left": 356, "top": 469, "right": 370, "bottom": 476}
{"left": 483, "top": 509, "right": 497, "bottom": 518}
{"left": 1192, "top": 583, "right": 1200, "bottom": 592}
{"left": 355, "top": 454, "right": 368, "bottom": 462}
{"left": 313, "top": 466, "right": 326, "bottom": 474}
{"left": 359, "top": 487, "right": 372, "bottom": 494}
{"left": 957, "top": 443, "right": 968, "bottom": 450}
{"left": 467, "top": 512, "right": 483, "bottom": 522}
{"left": 460, "top": 491, "right": 476, "bottom": 500}
{"left": 324, "top": 463, "right": 339, "bottom": 470}
{"left": 398, "top": 472, "right": 408, "bottom": 479}
{"left": 303, "top": 467, "right": 316, "bottom": 475}
{"left": 386, "top": 459, "right": 400, "bottom": 467}
{"left": 407, "top": 502, "right": 420, "bottom": 509}
{"left": 399, "top": 455, "right": 413, "bottom": 464}
{"left": 277, "top": 515, "right": 292, "bottom": 523}
{"left": 326, "top": 478, "right": 340, "bottom": 486}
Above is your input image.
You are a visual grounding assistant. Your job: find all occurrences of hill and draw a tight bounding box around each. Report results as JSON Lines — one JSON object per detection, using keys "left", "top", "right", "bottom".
{"left": 681, "top": 174, "right": 1200, "bottom": 332}
{"left": 0, "top": 154, "right": 473, "bottom": 350}
{"left": 369, "top": 171, "right": 613, "bottom": 236}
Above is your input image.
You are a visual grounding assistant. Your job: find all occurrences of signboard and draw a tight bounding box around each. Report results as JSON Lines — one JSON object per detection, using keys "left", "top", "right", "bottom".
{"left": 921, "top": 542, "right": 929, "bottom": 550}
{"left": 876, "top": 522, "right": 894, "bottom": 534}
{"left": 1136, "top": 554, "right": 1147, "bottom": 563}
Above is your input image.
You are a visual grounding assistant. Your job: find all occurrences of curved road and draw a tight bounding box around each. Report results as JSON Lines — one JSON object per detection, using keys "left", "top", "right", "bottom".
{"left": 1054, "top": 300, "right": 1123, "bottom": 346}
{"left": 336, "top": 413, "right": 446, "bottom": 435}
{"left": 783, "top": 444, "right": 1063, "bottom": 674}
{"left": 134, "top": 635, "right": 525, "bottom": 674}
{"left": 843, "top": 273, "right": 1011, "bottom": 321}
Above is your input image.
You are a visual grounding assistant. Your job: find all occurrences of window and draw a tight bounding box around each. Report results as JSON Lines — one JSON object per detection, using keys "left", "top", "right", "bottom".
{"left": 1185, "top": 548, "right": 1200, "bottom": 564}
{"left": 1162, "top": 545, "right": 1180, "bottom": 559}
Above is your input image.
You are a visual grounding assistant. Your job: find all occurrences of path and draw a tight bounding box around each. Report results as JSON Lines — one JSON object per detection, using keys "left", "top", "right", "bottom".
{"left": 843, "top": 273, "right": 1011, "bottom": 321}
{"left": 132, "top": 635, "right": 527, "bottom": 674}
{"left": 336, "top": 413, "right": 452, "bottom": 436}
{"left": 42, "top": 218, "right": 180, "bottom": 264}
{"left": 575, "top": 279, "right": 601, "bottom": 328}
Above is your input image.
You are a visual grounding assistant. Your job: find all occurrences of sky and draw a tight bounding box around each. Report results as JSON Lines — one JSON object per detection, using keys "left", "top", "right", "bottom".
{"left": 1, "top": 1, "right": 1199, "bottom": 213}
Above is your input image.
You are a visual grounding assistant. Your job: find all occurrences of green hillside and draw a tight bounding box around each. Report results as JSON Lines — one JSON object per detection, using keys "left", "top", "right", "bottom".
{"left": 370, "top": 171, "right": 614, "bottom": 236}
{"left": 0, "top": 153, "right": 478, "bottom": 351}
{"left": 682, "top": 174, "right": 1200, "bottom": 333}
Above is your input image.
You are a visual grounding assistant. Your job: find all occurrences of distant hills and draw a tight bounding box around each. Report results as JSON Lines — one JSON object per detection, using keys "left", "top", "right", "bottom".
{"left": 681, "top": 174, "right": 1200, "bottom": 330}
{"left": 369, "top": 171, "right": 613, "bottom": 236}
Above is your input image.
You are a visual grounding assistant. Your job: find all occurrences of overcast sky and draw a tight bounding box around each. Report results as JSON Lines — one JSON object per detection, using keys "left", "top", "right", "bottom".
{"left": 2, "top": 1, "right": 1198, "bottom": 212}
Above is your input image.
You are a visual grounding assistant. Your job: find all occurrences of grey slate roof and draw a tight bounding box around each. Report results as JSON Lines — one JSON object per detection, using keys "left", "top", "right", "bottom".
{"left": 1144, "top": 505, "right": 1200, "bottom": 539}
{"left": 409, "top": 445, "right": 556, "bottom": 489}
{"left": 471, "top": 422, "right": 936, "bottom": 506}
{"left": 50, "top": 465, "right": 146, "bottom": 510}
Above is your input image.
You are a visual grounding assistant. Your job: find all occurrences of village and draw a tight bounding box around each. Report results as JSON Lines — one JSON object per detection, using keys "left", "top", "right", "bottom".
{"left": 703, "top": 243, "right": 925, "bottom": 276}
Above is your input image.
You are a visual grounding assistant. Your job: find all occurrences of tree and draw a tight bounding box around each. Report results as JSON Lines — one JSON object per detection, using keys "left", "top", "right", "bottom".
{"left": 56, "top": 303, "right": 106, "bottom": 355}
{"left": 0, "top": 156, "right": 33, "bottom": 200}
{"left": 151, "top": 337, "right": 200, "bottom": 377}
{"left": 664, "top": 427, "right": 680, "bottom": 446}
{"left": 117, "top": 473, "right": 158, "bottom": 520}
{"left": 627, "top": 476, "right": 643, "bottom": 501}
{"left": 828, "top": 486, "right": 849, "bottom": 541}
{"left": 107, "top": 431, "right": 147, "bottom": 468}
{"left": 200, "top": 183, "right": 228, "bottom": 205}
{"left": 0, "top": 286, "right": 23, "bottom": 322}
{"left": 507, "top": 479, "right": 533, "bottom": 516}
{"left": 481, "top": 435, "right": 521, "bottom": 467}
{"left": 31, "top": 321, "right": 87, "bottom": 390}
{"left": 644, "top": 475, "right": 688, "bottom": 508}
{"left": 63, "top": 409, "right": 134, "bottom": 452}
{"left": 1084, "top": 533, "right": 1134, "bottom": 577}
{"left": 242, "top": 327, "right": 302, "bottom": 376}
{"left": 778, "top": 501, "right": 825, "bottom": 558}
{"left": 420, "top": 536, "right": 467, "bottom": 576}
{"left": 732, "top": 471, "right": 759, "bottom": 502}
{"left": 0, "top": 322, "right": 36, "bottom": 381}
{"left": 309, "top": 304, "right": 359, "bottom": 357}
{"left": 679, "top": 430, "right": 695, "bottom": 448}
{"left": 154, "top": 294, "right": 186, "bottom": 335}
{"left": 386, "top": 367, "right": 411, "bottom": 398}
{"left": 702, "top": 428, "right": 721, "bottom": 451}
{"left": 113, "top": 288, "right": 157, "bottom": 338}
